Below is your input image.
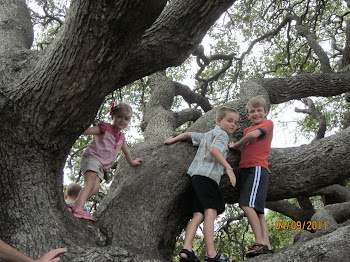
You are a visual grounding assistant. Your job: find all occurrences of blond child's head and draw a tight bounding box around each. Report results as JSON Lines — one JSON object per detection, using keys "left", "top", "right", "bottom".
{"left": 110, "top": 102, "right": 133, "bottom": 118}
{"left": 245, "top": 96, "right": 268, "bottom": 115}
{"left": 65, "top": 183, "right": 82, "bottom": 202}
{"left": 110, "top": 102, "right": 133, "bottom": 130}
{"left": 245, "top": 96, "right": 269, "bottom": 125}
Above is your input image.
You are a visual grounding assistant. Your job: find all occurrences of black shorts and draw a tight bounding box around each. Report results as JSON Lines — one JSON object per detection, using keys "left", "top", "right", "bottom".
{"left": 189, "top": 175, "right": 225, "bottom": 216}
{"left": 239, "top": 167, "right": 269, "bottom": 214}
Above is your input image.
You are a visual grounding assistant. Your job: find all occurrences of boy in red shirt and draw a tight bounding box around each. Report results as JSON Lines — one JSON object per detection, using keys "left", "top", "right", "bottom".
{"left": 230, "top": 96, "right": 273, "bottom": 257}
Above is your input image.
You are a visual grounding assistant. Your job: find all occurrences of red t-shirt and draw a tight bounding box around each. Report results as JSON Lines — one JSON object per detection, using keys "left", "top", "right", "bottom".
{"left": 239, "top": 120, "right": 273, "bottom": 172}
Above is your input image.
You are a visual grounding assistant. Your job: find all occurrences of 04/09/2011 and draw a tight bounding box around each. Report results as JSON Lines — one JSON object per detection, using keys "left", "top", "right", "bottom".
{"left": 275, "top": 220, "right": 326, "bottom": 230}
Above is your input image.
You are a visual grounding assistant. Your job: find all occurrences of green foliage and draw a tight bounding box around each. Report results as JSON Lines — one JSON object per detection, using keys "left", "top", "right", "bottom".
{"left": 213, "top": 205, "right": 252, "bottom": 261}
{"left": 209, "top": 0, "right": 347, "bottom": 77}
{"left": 267, "top": 210, "right": 297, "bottom": 251}
{"left": 26, "top": 0, "right": 350, "bottom": 257}
{"left": 298, "top": 95, "right": 350, "bottom": 139}
{"left": 27, "top": 0, "right": 69, "bottom": 50}
{"left": 204, "top": 0, "right": 349, "bottom": 140}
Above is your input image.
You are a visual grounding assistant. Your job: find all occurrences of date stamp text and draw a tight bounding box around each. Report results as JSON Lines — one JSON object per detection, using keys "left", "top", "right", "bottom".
{"left": 275, "top": 221, "right": 327, "bottom": 230}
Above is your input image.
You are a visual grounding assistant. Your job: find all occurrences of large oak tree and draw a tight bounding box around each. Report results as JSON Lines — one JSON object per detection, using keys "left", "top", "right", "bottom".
{"left": 1, "top": 0, "right": 350, "bottom": 261}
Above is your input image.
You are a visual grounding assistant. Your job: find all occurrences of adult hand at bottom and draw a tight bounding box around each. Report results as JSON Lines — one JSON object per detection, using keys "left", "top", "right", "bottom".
{"left": 35, "top": 248, "right": 67, "bottom": 262}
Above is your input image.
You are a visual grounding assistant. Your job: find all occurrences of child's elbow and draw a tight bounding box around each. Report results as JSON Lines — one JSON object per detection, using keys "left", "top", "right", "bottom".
{"left": 210, "top": 147, "right": 218, "bottom": 155}
{"left": 185, "top": 132, "right": 192, "bottom": 139}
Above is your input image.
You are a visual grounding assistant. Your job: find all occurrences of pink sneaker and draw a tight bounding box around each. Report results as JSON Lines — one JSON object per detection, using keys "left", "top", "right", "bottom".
{"left": 67, "top": 204, "right": 76, "bottom": 213}
{"left": 72, "top": 209, "right": 94, "bottom": 221}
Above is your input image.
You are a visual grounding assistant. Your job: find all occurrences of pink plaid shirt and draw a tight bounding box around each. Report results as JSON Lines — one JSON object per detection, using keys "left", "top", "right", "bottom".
{"left": 83, "top": 121, "right": 125, "bottom": 170}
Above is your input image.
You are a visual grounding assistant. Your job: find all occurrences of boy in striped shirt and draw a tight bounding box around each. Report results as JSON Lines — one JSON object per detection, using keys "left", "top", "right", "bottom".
{"left": 164, "top": 106, "right": 238, "bottom": 262}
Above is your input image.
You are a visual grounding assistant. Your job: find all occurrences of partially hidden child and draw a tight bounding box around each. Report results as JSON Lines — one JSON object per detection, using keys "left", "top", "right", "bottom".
{"left": 229, "top": 96, "right": 274, "bottom": 257}
{"left": 164, "top": 106, "right": 239, "bottom": 262}
{"left": 68, "top": 102, "right": 143, "bottom": 221}
{"left": 65, "top": 183, "right": 89, "bottom": 213}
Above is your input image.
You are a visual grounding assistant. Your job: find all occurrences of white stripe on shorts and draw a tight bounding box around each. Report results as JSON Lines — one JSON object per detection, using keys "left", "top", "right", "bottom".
{"left": 249, "top": 166, "right": 261, "bottom": 208}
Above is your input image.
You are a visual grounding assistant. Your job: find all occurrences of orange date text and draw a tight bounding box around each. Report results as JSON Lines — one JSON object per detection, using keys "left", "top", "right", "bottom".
{"left": 275, "top": 221, "right": 326, "bottom": 230}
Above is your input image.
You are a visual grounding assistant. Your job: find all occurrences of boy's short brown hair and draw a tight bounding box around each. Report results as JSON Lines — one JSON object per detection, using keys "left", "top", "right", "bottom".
{"left": 66, "top": 183, "right": 82, "bottom": 198}
{"left": 216, "top": 106, "right": 239, "bottom": 120}
{"left": 111, "top": 102, "right": 133, "bottom": 118}
{"left": 245, "top": 96, "right": 268, "bottom": 114}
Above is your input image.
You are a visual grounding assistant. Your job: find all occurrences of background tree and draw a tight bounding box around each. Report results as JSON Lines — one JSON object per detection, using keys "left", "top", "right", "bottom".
{"left": 1, "top": 0, "right": 350, "bottom": 262}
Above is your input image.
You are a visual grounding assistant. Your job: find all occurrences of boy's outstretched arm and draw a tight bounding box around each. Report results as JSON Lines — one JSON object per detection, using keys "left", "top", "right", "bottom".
{"left": 229, "top": 129, "right": 263, "bottom": 151}
{"left": 163, "top": 132, "right": 192, "bottom": 145}
{"left": 121, "top": 143, "right": 143, "bottom": 166}
{"left": 210, "top": 147, "right": 236, "bottom": 187}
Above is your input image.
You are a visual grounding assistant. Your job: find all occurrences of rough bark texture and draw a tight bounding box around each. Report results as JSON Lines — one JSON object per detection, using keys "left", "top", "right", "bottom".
{"left": 96, "top": 76, "right": 350, "bottom": 261}
{"left": 249, "top": 224, "right": 350, "bottom": 262}
{"left": 0, "top": 0, "right": 237, "bottom": 261}
{"left": 1, "top": 0, "right": 350, "bottom": 262}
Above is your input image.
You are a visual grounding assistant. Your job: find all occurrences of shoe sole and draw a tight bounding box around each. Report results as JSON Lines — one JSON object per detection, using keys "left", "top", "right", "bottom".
{"left": 71, "top": 209, "right": 95, "bottom": 221}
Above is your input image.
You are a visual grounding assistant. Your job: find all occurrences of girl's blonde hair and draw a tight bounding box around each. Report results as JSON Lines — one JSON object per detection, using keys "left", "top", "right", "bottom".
{"left": 111, "top": 102, "right": 133, "bottom": 117}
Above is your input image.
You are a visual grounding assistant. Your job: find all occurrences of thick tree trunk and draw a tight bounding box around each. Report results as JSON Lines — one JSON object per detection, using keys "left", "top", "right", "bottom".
{"left": 2, "top": 0, "right": 350, "bottom": 261}
{"left": 0, "top": 0, "right": 237, "bottom": 261}
{"left": 0, "top": 129, "right": 102, "bottom": 258}
{"left": 95, "top": 76, "right": 350, "bottom": 260}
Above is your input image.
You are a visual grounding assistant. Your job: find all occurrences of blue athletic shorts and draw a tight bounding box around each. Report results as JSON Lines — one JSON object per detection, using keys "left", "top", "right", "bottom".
{"left": 239, "top": 166, "right": 269, "bottom": 214}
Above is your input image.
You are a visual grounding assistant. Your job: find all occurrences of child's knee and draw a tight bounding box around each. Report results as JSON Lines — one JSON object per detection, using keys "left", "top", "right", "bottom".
{"left": 92, "top": 186, "right": 99, "bottom": 195}
{"left": 240, "top": 205, "right": 249, "bottom": 212}
{"left": 192, "top": 212, "right": 204, "bottom": 223}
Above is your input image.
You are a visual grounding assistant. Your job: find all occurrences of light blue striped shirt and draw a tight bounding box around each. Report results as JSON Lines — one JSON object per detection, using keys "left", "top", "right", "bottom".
{"left": 187, "top": 125, "right": 229, "bottom": 184}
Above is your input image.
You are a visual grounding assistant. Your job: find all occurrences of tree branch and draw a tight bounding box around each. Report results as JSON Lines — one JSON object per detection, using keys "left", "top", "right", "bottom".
{"left": 265, "top": 200, "right": 310, "bottom": 222}
{"left": 174, "top": 108, "right": 202, "bottom": 128}
{"left": 311, "top": 202, "right": 350, "bottom": 229}
{"left": 174, "top": 82, "right": 212, "bottom": 112}
{"left": 295, "top": 98, "right": 327, "bottom": 142}
{"left": 314, "top": 184, "right": 350, "bottom": 204}
{"left": 252, "top": 71, "right": 350, "bottom": 104}
{"left": 192, "top": 44, "right": 237, "bottom": 96}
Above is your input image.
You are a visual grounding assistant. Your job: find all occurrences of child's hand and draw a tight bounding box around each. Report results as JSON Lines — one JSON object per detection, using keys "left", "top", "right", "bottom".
{"left": 163, "top": 137, "right": 175, "bottom": 145}
{"left": 131, "top": 158, "right": 143, "bottom": 166}
{"left": 229, "top": 141, "right": 242, "bottom": 151}
{"left": 229, "top": 142, "right": 235, "bottom": 149}
{"left": 227, "top": 169, "right": 236, "bottom": 187}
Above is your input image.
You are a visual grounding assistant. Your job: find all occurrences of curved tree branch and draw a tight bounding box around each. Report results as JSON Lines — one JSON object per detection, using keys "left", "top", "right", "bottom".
{"left": 174, "top": 82, "right": 212, "bottom": 112}
{"left": 174, "top": 108, "right": 202, "bottom": 128}
{"left": 266, "top": 200, "right": 314, "bottom": 222}
{"left": 295, "top": 98, "right": 327, "bottom": 142}
{"left": 252, "top": 71, "right": 350, "bottom": 104}
{"left": 311, "top": 201, "right": 350, "bottom": 230}
{"left": 141, "top": 71, "right": 209, "bottom": 142}
{"left": 314, "top": 184, "right": 350, "bottom": 204}
{"left": 192, "top": 44, "right": 237, "bottom": 96}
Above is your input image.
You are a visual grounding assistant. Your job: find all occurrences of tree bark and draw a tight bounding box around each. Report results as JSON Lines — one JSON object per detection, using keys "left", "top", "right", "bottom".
{"left": 96, "top": 80, "right": 350, "bottom": 260}
{"left": 251, "top": 224, "right": 350, "bottom": 262}
{"left": 0, "top": 0, "right": 237, "bottom": 261}
{"left": 2, "top": 0, "right": 350, "bottom": 261}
